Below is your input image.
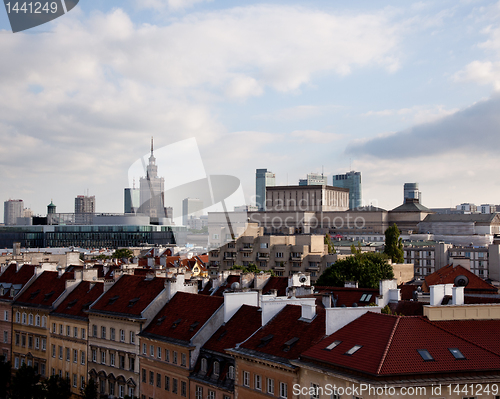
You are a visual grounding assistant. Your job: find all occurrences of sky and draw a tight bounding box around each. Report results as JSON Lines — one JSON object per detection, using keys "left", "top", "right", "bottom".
{"left": 1, "top": 0, "right": 500, "bottom": 219}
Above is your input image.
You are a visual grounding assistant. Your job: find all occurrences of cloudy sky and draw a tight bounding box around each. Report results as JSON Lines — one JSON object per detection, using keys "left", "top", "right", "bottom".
{"left": 1, "top": 0, "right": 500, "bottom": 219}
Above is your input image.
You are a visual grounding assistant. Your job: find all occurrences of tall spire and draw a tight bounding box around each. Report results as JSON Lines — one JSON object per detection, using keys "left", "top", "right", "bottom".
{"left": 151, "top": 136, "right": 154, "bottom": 156}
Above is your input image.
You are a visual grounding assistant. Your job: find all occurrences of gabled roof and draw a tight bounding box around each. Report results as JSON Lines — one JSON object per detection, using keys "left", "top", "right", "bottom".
{"left": 390, "top": 202, "right": 432, "bottom": 213}
{"left": 89, "top": 275, "right": 165, "bottom": 317}
{"left": 236, "top": 304, "right": 325, "bottom": 364}
{"left": 14, "top": 270, "right": 74, "bottom": 308}
{"left": 301, "top": 312, "right": 500, "bottom": 377}
{"left": 203, "top": 305, "right": 261, "bottom": 353}
{"left": 52, "top": 281, "right": 104, "bottom": 319}
{"left": 141, "top": 292, "right": 223, "bottom": 344}
{"left": 0, "top": 264, "right": 36, "bottom": 300}
{"left": 423, "top": 264, "right": 497, "bottom": 293}
{"left": 261, "top": 277, "right": 288, "bottom": 297}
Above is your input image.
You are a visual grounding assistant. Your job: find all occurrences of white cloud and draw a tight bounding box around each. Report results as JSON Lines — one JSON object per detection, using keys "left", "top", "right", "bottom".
{"left": 290, "top": 130, "right": 342, "bottom": 144}
{"left": 363, "top": 105, "right": 459, "bottom": 124}
{"left": 256, "top": 105, "right": 342, "bottom": 121}
{"left": 134, "top": 0, "right": 212, "bottom": 11}
{"left": 454, "top": 60, "right": 500, "bottom": 90}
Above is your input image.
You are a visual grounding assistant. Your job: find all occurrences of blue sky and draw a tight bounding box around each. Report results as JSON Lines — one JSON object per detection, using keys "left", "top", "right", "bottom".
{"left": 1, "top": 0, "right": 500, "bottom": 218}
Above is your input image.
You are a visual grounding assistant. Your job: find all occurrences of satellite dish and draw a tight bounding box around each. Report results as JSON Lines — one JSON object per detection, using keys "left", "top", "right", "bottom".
{"left": 231, "top": 282, "right": 241, "bottom": 290}
{"left": 454, "top": 275, "right": 469, "bottom": 287}
{"left": 298, "top": 274, "right": 307, "bottom": 284}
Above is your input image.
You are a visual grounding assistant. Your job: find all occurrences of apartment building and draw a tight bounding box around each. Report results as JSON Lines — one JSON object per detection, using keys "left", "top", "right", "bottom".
{"left": 48, "top": 280, "right": 103, "bottom": 396}
{"left": 87, "top": 275, "right": 168, "bottom": 398}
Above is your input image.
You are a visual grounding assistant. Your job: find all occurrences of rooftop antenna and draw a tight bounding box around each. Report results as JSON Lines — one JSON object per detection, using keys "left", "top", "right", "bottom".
{"left": 350, "top": 158, "right": 352, "bottom": 171}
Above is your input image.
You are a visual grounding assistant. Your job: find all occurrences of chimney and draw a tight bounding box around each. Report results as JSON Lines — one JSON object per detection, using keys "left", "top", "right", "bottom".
{"left": 322, "top": 294, "right": 332, "bottom": 308}
{"left": 452, "top": 286, "right": 464, "bottom": 305}
{"left": 301, "top": 303, "right": 316, "bottom": 320}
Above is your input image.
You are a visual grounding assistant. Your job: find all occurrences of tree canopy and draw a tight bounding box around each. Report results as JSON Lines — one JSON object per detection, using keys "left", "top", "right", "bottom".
{"left": 316, "top": 251, "right": 394, "bottom": 288}
{"left": 384, "top": 223, "right": 404, "bottom": 263}
{"left": 112, "top": 248, "right": 134, "bottom": 259}
{"left": 324, "top": 234, "right": 336, "bottom": 254}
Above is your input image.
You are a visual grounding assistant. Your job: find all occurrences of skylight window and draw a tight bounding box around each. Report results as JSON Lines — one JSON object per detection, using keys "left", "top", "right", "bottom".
{"left": 283, "top": 337, "right": 299, "bottom": 352}
{"left": 107, "top": 295, "right": 119, "bottom": 305}
{"left": 156, "top": 316, "right": 166, "bottom": 326}
{"left": 449, "top": 348, "right": 466, "bottom": 360}
{"left": 417, "top": 349, "right": 434, "bottom": 361}
{"left": 258, "top": 334, "right": 274, "bottom": 348}
{"left": 189, "top": 321, "right": 199, "bottom": 332}
{"left": 171, "top": 318, "right": 182, "bottom": 329}
{"left": 325, "top": 340, "right": 342, "bottom": 350}
{"left": 344, "top": 345, "right": 362, "bottom": 355}
{"left": 128, "top": 297, "right": 140, "bottom": 307}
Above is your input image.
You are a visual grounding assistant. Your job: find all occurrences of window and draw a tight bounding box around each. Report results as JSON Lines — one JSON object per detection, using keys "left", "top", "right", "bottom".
{"left": 173, "top": 351, "right": 177, "bottom": 364}
{"left": 52, "top": 345, "right": 56, "bottom": 357}
{"left": 92, "top": 325, "right": 97, "bottom": 337}
{"left": 52, "top": 322, "right": 56, "bottom": 333}
{"left": 156, "top": 373, "right": 161, "bottom": 388}
{"left": 141, "top": 369, "right": 146, "bottom": 383}
{"left": 35, "top": 337, "right": 39, "bottom": 349}
{"left": 109, "top": 381, "right": 114, "bottom": 396}
{"left": 42, "top": 338, "right": 46, "bottom": 351}
{"left": 81, "top": 328, "right": 86, "bottom": 339}
{"left": 15, "top": 333, "right": 19, "bottom": 346}
{"left": 267, "top": 378, "right": 274, "bottom": 395}
{"left": 74, "top": 327, "right": 78, "bottom": 338}
{"left": 417, "top": 349, "right": 434, "bottom": 361}
{"left": 181, "top": 353, "right": 186, "bottom": 367}
{"left": 326, "top": 340, "right": 342, "bottom": 350}
{"left": 41, "top": 316, "right": 46, "bottom": 328}
{"left": 81, "top": 376, "right": 85, "bottom": 389}
{"left": 92, "top": 349, "right": 96, "bottom": 362}
{"left": 331, "top": 389, "right": 340, "bottom": 399}
{"left": 81, "top": 351, "right": 85, "bottom": 365}
{"left": 28, "top": 314, "right": 33, "bottom": 325}
{"left": 165, "top": 349, "right": 170, "bottom": 362}
{"left": 208, "top": 390, "right": 215, "bottom": 399}
{"left": 345, "top": 345, "right": 362, "bottom": 355}
{"left": 22, "top": 313, "right": 26, "bottom": 324}
{"left": 449, "top": 348, "right": 466, "bottom": 360}
{"left": 228, "top": 365, "right": 234, "bottom": 379}
{"left": 311, "top": 383, "right": 320, "bottom": 399}
{"left": 72, "top": 374, "right": 77, "bottom": 388}
{"left": 142, "top": 343, "right": 147, "bottom": 355}
{"left": 101, "top": 350, "right": 106, "bottom": 364}
{"left": 66, "top": 348, "right": 70, "bottom": 361}
{"left": 130, "top": 331, "right": 135, "bottom": 343}
{"left": 73, "top": 349, "right": 77, "bottom": 363}
{"left": 129, "top": 357, "right": 135, "bottom": 371}
{"left": 150, "top": 345, "right": 154, "bottom": 357}
{"left": 110, "top": 328, "right": 115, "bottom": 341}
{"left": 21, "top": 335, "right": 26, "bottom": 347}
{"left": 165, "top": 376, "right": 170, "bottom": 391}
{"left": 173, "top": 378, "right": 178, "bottom": 394}
{"left": 15, "top": 312, "right": 20, "bottom": 323}
{"left": 3, "top": 331, "right": 7, "bottom": 344}
{"left": 28, "top": 336, "right": 33, "bottom": 348}
{"left": 120, "top": 329, "right": 125, "bottom": 342}
{"left": 14, "top": 357, "right": 19, "bottom": 369}
{"left": 101, "top": 326, "right": 106, "bottom": 339}
{"left": 243, "top": 371, "right": 250, "bottom": 387}
{"left": 280, "top": 382, "right": 288, "bottom": 398}
{"left": 119, "top": 355, "right": 125, "bottom": 369}
{"left": 157, "top": 347, "right": 161, "bottom": 359}
{"left": 255, "top": 374, "right": 262, "bottom": 390}
{"left": 196, "top": 386, "right": 203, "bottom": 399}
{"left": 67, "top": 325, "right": 70, "bottom": 336}
{"left": 118, "top": 385, "right": 124, "bottom": 398}
{"left": 149, "top": 371, "right": 154, "bottom": 385}
{"left": 110, "top": 352, "right": 115, "bottom": 367}
{"left": 201, "top": 358, "right": 207, "bottom": 373}
{"left": 3, "top": 311, "right": 7, "bottom": 321}
{"left": 35, "top": 315, "right": 40, "bottom": 326}
{"left": 213, "top": 361, "right": 219, "bottom": 377}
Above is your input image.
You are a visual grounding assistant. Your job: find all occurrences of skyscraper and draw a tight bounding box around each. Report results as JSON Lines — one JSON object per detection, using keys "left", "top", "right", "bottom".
{"left": 4, "top": 199, "right": 24, "bottom": 225}
{"left": 255, "top": 169, "right": 275, "bottom": 211}
{"left": 298, "top": 173, "right": 327, "bottom": 186}
{"left": 139, "top": 137, "right": 165, "bottom": 218}
{"left": 331, "top": 171, "right": 362, "bottom": 209}
{"left": 124, "top": 187, "right": 140, "bottom": 214}
{"left": 75, "top": 195, "right": 95, "bottom": 224}
{"left": 182, "top": 198, "right": 204, "bottom": 226}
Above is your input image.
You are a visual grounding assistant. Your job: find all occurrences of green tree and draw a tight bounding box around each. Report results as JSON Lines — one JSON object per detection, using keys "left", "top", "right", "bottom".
{"left": 324, "top": 234, "right": 336, "bottom": 254}
{"left": 230, "top": 264, "right": 275, "bottom": 276}
{"left": 0, "top": 355, "right": 11, "bottom": 399}
{"left": 112, "top": 248, "right": 134, "bottom": 259}
{"left": 82, "top": 379, "right": 98, "bottom": 399}
{"left": 42, "top": 375, "right": 71, "bottom": 399}
{"left": 316, "top": 252, "right": 394, "bottom": 289}
{"left": 10, "top": 364, "right": 43, "bottom": 399}
{"left": 384, "top": 223, "right": 404, "bottom": 263}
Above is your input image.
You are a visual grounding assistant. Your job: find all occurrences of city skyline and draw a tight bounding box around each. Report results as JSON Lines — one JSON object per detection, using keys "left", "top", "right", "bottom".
{"left": 1, "top": 1, "right": 500, "bottom": 220}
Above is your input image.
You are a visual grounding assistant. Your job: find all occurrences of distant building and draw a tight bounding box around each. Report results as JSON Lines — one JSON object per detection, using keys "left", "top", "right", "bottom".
{"left": 403, "top": 182, "right": 421, "bottom": 204}
{"left": 47, "top": 200, "right": 56, "bottom": 215}
{"left": 457, "top": 203, "right": 477, "bottom": 213}
{"left": 124, "top": 188, "right": 140, "bottom": 213}
{"left": 139, "top": 138, "right": 165, "bottom": 218}
{"left": 75, "top": 195, "right": 95, "bottom": 224}
{"left": 332, "top": 171, "right": 362, "bottom": 209}
{"left": 255, "top": 169, "right": 275, "bottom": 211}
{"left": 298, "top": 173, "right": 327, "bottom": 186}
{"left": 182, "top": 198, "right": 203, "bottom": 226}
{"left": 479, "top": 204, "right": 496, "bottom": 214}
{"left": 4, "top": 199, "right": 24, "bottom": 225}
{"left": 266, "top": 185, "right": 349, "bottom": 212}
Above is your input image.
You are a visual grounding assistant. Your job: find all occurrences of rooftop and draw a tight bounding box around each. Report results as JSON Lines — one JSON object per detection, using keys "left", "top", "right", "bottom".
{"left": 52, "top": 281, "right": 104, "bottom": 319}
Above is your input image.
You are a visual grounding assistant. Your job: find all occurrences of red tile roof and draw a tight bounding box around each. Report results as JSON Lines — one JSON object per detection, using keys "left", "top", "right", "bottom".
{"left": 301, "top": 312, "right": 500, "bottom": 377}
{"left": 261, "top": 277, "right": 288, "bottom": 296}
{"left": 203, "top": 305, "right": 261, "bottom": 353}
{"left": 237, "top": 305, "right": 325, "bottom": 362}
{"left": 399, "top": 284, "right": 419, "bottom": 301}
{"left": 14, "top": 270, "right": 74, "bottom": 308}
{"left": 90, "top": 275, "right": 165, "bottom": 317}
{"left": 52, "top": 281, "right": 104, "bottom": 319}
{"left": 423, "top": 264, "right": 497, "bottom": 293}
{"left": 141, "top": 292, "right": 223, "bottom": 343}
{"left": 388, "top": 300, "right": 424, "bottom": 316}
{"left": 0, "top": 264, "right": 36, "bottom": 300}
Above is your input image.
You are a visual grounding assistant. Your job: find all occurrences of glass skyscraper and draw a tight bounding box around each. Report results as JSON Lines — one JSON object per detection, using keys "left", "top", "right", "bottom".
{"left": 332, "top": 171, "right": 362, "bottom": 209}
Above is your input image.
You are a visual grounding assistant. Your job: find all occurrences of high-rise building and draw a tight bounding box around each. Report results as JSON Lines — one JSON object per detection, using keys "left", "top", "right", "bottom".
{"left": 299, "top": 173, "right": 327, "bottom": 186}
{"left": 182, "top": 198, "right": 203, "bottom": 226}
{"left": 403, "top": 183, "right": 421, "bottom": 204}
{"left": 332, "top": 171, "right": 362, "bottom": 209}
{"left": 4, "top": 199, "right": 24, "bottom": 225}
{"left": 124, "top": 188, "right": 140, "bottom": 214}
{"left": 255, "top": 169, "right": 275, "bottom": 211}
{"left": 139, "top": 138, "right": 165, "bottom": 218}
{"left": 75, "top": 195, "right": 95, "bottom": 224}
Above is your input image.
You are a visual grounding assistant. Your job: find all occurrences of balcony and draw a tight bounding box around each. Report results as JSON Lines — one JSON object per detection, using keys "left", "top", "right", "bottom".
{"left": 257, "top": 253, "right": 269, "bottom": 260}
{"left": 223, "top": 253, "right": 236, "bottom": 260}
{"left": 209, "top": 261, "right": 220, "bottom": 268}
{"left": 239, "top": 245, "right": 253, "bottom": 252}
{"left": 290, "top": 253, "right": 303, "bottom": 261}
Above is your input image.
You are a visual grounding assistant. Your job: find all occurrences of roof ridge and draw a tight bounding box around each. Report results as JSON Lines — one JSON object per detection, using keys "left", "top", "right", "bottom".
{"left": 420, "top": 316, "right": 500, "bottom": 358}
{"left": 376, "top": 315, "right": 400, "bottom": 374}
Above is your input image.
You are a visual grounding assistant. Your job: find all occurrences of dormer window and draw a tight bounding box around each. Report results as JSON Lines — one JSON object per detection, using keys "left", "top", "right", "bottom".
{"left": 213, "top": 361, "right": 220, "bottom": 377}
{"left": 201, "top": 358, "right": 207, "bottom": 373}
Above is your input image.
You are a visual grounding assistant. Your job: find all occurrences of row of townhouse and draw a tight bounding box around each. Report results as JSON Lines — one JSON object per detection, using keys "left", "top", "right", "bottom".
{"left": 4, "top": 260, "right": 500, "bottom": 399}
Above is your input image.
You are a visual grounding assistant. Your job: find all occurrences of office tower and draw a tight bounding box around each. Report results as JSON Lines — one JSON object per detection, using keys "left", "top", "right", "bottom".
{"left": 124, "top": 188, "right": 140, "bottom": 214}
{"left": 139, "top": 137, "right": 165, "bottom": 218}
{"left": 75, "top": 195, "right": 96, "bottom": 213}
{"left": 4, "top": 199, "right": 24, "bottom": 225}
{"left": 332, "top": 171, "right": 362, "bottom": 209}
{"left": 299, "top": 173, "right": 328, "bottom": 186}
{"left": 182, "top": 198, "right": 203, "bottom": 226}
{"left": 403, "top": 183, "right": 421, "bottom": 204}
{"left": 256, "top": 169, "right": 275, "bottom": 211}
